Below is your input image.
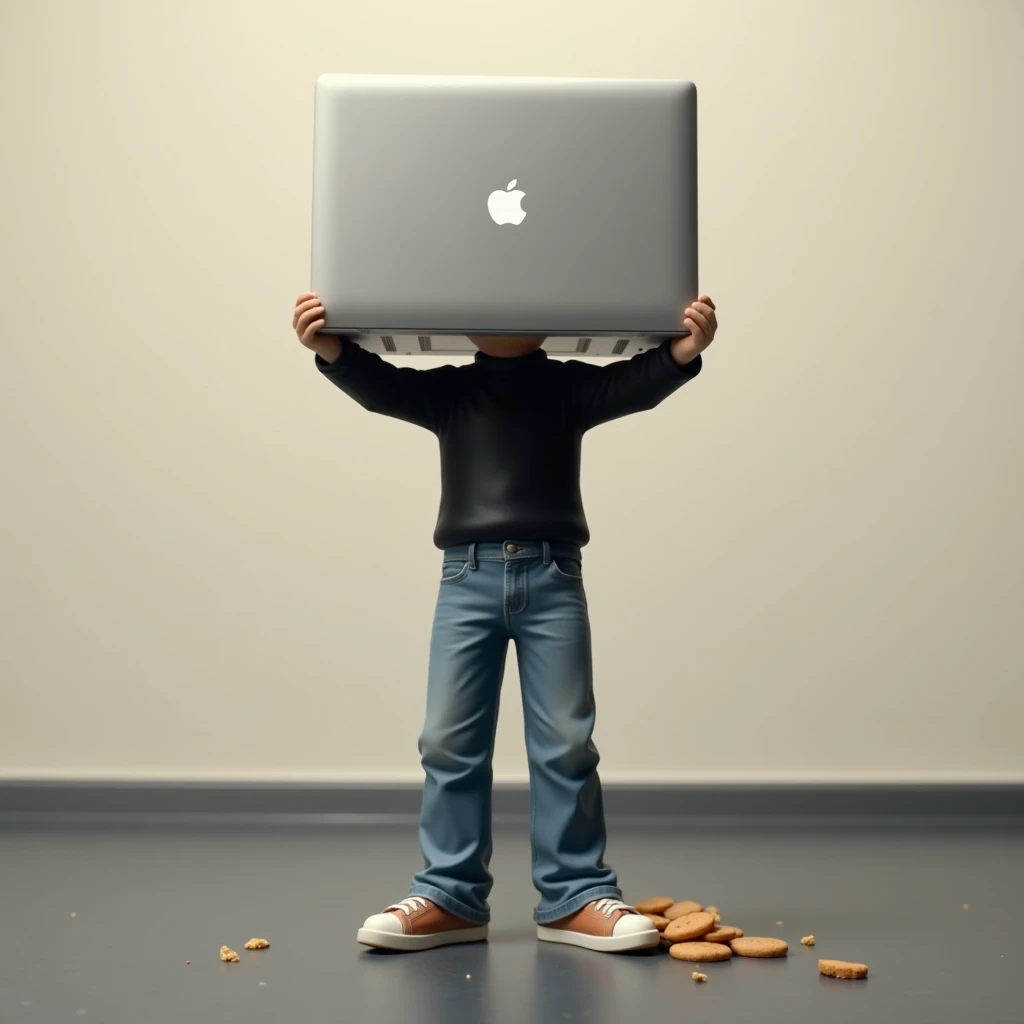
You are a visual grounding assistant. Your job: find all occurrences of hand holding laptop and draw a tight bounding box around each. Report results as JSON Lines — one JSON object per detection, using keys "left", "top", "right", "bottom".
{"left": 293, "top": 292, "right": 341, "bottom": 364}
{"left": 671, "top": 296, "right": 718, "bottom": 366}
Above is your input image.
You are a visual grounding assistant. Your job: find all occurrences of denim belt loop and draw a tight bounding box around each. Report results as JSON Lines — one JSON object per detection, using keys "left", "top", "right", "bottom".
{"left": 542, "top": 541, "right": 551, "bottom": 565}
{"left": 468, "top": 542, "right": 477, "bottom": 570}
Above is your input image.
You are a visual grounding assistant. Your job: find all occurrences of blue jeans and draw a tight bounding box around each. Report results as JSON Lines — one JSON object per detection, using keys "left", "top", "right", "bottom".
{"left": 407, "top": 540, "right": 621, "bottom": 926}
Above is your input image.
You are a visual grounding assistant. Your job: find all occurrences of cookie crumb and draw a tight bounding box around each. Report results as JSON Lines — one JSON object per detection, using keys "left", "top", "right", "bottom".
{"left": 70, "top": 912, "right": 77, "bottom": 918}
{"left": 776, "top": 921, "right": 784, "bottom": 927}
{"left": 705, "top": 906, "right": 720, "bottom": 917}
{"left": 963, "top": 904, "right": 969, "bottom": 911}
{"left": 244, "top": 938, "right": 270, "bottom": 950}
{"left": 219, "top": 945, "right": 240, "bottom": 962}
{"left": 185, "top": 961, "right": 191, "bottom": 965}
{"left": 801, "top": 935, "right": 816, "bottom": 947}
{"left": 692, "top": 972, "right": 708, "bottom": 983}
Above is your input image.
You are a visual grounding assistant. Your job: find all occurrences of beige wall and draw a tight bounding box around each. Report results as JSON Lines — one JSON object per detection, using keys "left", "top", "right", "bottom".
{"left": 1, "top": 0, "right": 1021, "bottom": 785}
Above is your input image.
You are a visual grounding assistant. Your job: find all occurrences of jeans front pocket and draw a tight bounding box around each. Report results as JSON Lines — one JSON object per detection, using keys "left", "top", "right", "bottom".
{"left": 549, "top": 557, "right": 583, "bottom": 582}
{"left": 440, "top": 560, "right": 471, "bottom": 585}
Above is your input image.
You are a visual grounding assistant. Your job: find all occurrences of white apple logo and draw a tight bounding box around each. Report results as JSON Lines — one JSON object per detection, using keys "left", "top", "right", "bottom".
{"left": 487, "top": 178, "right": 527, "bottom": 225}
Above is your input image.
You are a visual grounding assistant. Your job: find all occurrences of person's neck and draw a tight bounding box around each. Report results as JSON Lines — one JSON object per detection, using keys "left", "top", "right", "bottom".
{"left": 470, "top": 336, "right": 546, "bottom": 359}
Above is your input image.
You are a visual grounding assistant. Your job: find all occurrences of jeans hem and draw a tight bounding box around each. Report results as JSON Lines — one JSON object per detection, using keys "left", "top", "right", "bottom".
{"left": 407, "top": 883, "right": 490, "bottom": 926}
{"left": 534, "top": 884, "right": 623, "bottom": 925}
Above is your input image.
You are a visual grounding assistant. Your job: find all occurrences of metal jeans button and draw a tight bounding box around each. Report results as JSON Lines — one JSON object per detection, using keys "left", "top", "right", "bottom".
{"left": 506, "top": 544, "right": 519, "bottom": 553}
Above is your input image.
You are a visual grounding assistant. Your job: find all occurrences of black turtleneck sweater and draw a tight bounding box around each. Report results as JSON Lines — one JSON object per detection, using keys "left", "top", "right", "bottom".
{"left": 315, "top": 340, "right": 702, "bottom": 549}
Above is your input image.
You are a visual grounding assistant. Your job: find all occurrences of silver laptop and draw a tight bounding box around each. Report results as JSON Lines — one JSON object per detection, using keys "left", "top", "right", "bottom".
{"left": 310, "top": 74, "right": 698, "bottom": 357}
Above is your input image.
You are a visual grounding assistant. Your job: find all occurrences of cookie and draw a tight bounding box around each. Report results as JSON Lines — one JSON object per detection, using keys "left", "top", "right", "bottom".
{"left": 704, "top": 925, "right": 743, "bottom": 943}
{"left": 244, "top": 938, "right": 270, "bottom": 950}
{"left": 664, "top": 900, "right": 704, "bottom": 920}
{"left": 800, "top": 935, "right": 815, "bottom": 947}
{"left": 642, "top": 914, "right": 670, "bottom": 931}
{"left": 730, "top": 937, "right": 788, "bottom": 958}
{"left": 819, "top": 959, "right": 868, "bottom": 980}
{"left": 635, "top": 897, "right": 675, "bottom": 915}
{"left": 219, "top": 945, "right": 240, "bottom": 963}
{"left": 692, "top": 972, "right": 708, "bottom": 982}
{"left": 669, "top": 942, "right": 733, "bottom": 962}
{"left": 664, "top": 912, "right": 716, "bottom": 942}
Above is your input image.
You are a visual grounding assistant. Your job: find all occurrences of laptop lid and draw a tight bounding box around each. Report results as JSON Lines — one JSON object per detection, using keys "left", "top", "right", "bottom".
{"left": 310, "top": 74, "right": 698, "bottom": 357}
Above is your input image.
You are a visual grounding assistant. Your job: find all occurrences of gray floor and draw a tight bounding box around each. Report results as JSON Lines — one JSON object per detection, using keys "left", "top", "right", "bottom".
{"left": 2, "top": 818, "right": 1021, "bottom": 1024}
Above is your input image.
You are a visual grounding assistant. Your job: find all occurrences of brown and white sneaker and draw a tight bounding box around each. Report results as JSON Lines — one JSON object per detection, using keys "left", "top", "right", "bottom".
{"left": 357, "top": 896, "right": 489, "bottom": 952}
{"left": 537, "top": 898, "right": 660, "bottom": 953}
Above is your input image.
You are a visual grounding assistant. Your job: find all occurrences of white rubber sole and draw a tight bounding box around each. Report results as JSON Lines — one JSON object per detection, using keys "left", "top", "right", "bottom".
{"left": 536, "top": 924, "right": 661, "bottom": 953}
{"left": 357, "top": 924, "right": 489, "bottom": 952}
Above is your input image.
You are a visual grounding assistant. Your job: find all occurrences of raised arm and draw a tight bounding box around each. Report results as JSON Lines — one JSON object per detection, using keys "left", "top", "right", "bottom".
{"left": 568, "top": 343, "right": 701, "bottom": 429}
{"left": 293, "top": 293, "right": 449, "bottom": 432}
{"left": 569, "top": 296, "right": 718, "bottom": 430}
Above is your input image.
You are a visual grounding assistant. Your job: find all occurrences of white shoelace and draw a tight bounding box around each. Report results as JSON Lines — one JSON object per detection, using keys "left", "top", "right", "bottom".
{"left": 593, "top": 898, "right": 637, "bottom": 918}
{"left": 386, "top": 896, "right": 431, "bottom": 915}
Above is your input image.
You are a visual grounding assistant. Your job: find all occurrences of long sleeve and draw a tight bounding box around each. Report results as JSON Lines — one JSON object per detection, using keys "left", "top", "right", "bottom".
{"left": 315, "top": 340, "right": 452, "bottom": 433}
{"left": 568, "top": 340, "right": 702, "bottom": 431}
